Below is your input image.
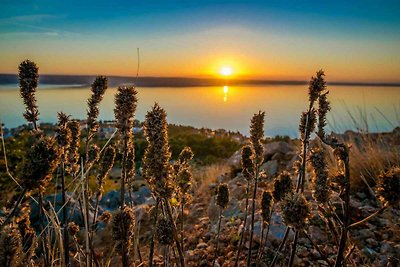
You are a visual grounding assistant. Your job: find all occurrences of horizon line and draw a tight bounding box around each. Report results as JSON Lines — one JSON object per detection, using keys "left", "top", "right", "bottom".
{"left": 0, "top": 73, "right": 399, "bottom": 87}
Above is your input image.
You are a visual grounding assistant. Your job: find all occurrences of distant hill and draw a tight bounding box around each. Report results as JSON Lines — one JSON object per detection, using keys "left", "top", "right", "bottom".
{"left": 0, "top": 74, "right": 399, "bottom": 87}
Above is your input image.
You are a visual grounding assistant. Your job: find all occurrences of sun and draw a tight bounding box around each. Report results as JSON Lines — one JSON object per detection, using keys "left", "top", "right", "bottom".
{"left": 219, "top": 66, "right": 233, "bottom": 76}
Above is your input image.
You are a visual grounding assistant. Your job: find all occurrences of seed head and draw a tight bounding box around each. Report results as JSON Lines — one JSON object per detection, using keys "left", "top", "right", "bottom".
{"left": 112, "top": 207, "right": 135, "bottom": 254}
{"left": 142, "top": 103, "right": 173, "bottom": 198}
{"left": 261, "top": 191, "right": 273, "bottom": 224}
{"left": 376, "top": 167, "right": 400, "bottom": 205}
{"left": 68, "top": 222, "right": 80, "bottom": 237}
{"left": 309, "top": 148, "right": 331, "bottom": 203}
{"left": 241, "top": 145, "right": 255, "bottom": 180}
{"left": 55, "top": 112, "right": 71, "bottom": 161}
{"left": 15, "top": 205, "right": 36, "bottom": 263}
{"left": 86, "top": 76, "right": 108, "bottom": 138}
{"left": 216, "top": 183, "right": 229, "bottom": 209}
{"left": 114, "top": 86, "right": 138, "bottom": 138}
{"left": 19, "top": 60, "right": 39, "bottom": 127}
{"left": 317, "top": 92, "right": 331, "bottom": 138}
{"left": 308, "top": 70, "right": 326, "bottom": 104}
{"left": 299, "top": 109, "right": 317, "bottom": 142}
{"left": 156, "top": 217, "right": 174, "bottom": 245}
{"left": 178, "top": 146, "right": 194, "bottom": 165}
{"left": 250, "top": 111, "right": 265, "bottom": 165}
{"left": 0, "top": 225, "right": 22, "bottom": 266}
{"left": 21, "top": 136, "right": 59, "bottom": 192}
{"left": 98, "top": 211, "right": 112, "bottom": 224}
{"left": 87, "top": 144, "right": 100, "bottom": 167}
{"left": 176, "top": 167, "right": 193, "bottom": 204}
{"left": 65, "top": 120, "right": 81, "bottom": 175}
{"left": 281, "top": 193, "right": 311, "bottom": 230}
{"left": 96, "top": 146, "right": 116, "bottom": 198}
{"left": 273, "top": 171, "right": 293, "bottom": 202}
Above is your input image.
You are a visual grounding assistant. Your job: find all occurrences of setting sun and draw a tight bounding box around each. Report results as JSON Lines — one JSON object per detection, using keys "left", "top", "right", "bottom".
{"left": 220, "top": 66, "right": 233, "bottom": 76}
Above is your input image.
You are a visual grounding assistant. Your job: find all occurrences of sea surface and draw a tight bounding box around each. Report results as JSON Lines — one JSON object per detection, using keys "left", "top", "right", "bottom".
{"left": 0, "top": 84, "right": 399, "bottom": 137}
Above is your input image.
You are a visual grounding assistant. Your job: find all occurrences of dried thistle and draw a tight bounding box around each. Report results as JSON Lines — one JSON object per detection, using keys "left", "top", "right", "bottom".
{"left": 15, "top": 205, "right": 37, "bottom": 264}
{"left": 0, "top": 225, "right": 22, "bottom": 266}
{"left": 98, "top": 211, "right": 112, "bottom": 224}
{"left": 112, "top": 207, "right": 135, "bottom": 254}
{"left": 67, "top": 222, "right": 80, "bottom": 237}
{"left": 178, "top": 146, "right": 194, "bottom": 165}
{"left": 299, "top": 109, "right": 317, "bottom": 142}
{"left": 86, "top": 144, "right": 100, "bottom": 167}
{"left": 308, "top": 70, "right": 326, "bottom": 104}
{"left": 250, "top": 111, "right": 265, "bottom": 165}
{"left": 317, "top": 92, "right": 331, "bottom": 138}
{"left": 281, "top": 193, "right": 311, "bottom": 230}
{"left": 261, "top": 191, "right": 273, "bottom": 223}
{"left": 142, "top": 103, "right": 173, "bottom": 198}
{"left": 114, "top": 86, "right": 138, "bottom": 138}
{"left": 21, "top": 136, "right": 59, "bottom": 192}
{"left": 156, "top": 217, "right": 174, "bottom": 245}
{"left": 376, "top": 167, "right": 400, "bottom": 205}
{"left": 176, "top": 167, "right": 193, "bottom": 203}
{"left": 86, "top": 76, "right": 108, "bottom": 139}
{"left": 272, "top": 171, "right": 293, "bottom": 202}
{"left": 96, "top": 146, "right": 116, "bottom": 198}
{"left": 309, "top": 147, "right": 330, "bottom": 203}
{"left": 19, "top": 60, "right": 39, "bottom": 128}
{"left": 216, "top": 183, "right": 229, "bottom": 209}
{"left": 65, "top": 120, "right": 81, "bottom": 175}
{"left": 55, "top": 112, "right": 71, "bottom": 162}
{"left": 241, "top": 145, "right": 255, "bottom": 180}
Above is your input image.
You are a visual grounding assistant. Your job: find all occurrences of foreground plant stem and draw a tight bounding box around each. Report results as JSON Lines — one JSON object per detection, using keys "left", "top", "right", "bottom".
{"left": 247, "top": 166, "right": 260, "bottom": 266}
{"left": 234, "top": 179, "right": 251, "bottom": 267}
{"left": 149, "top": 198, "right": 160, "bottom": 267}
{"left": 61, "top": 162, "right": 70, "bottom": 267}
{"left": 212, "top": 207, "right": 223, "bottom": 267}
{"left": 348, "top": 204, "right": 388, "bottom": 229}
{"left": 164, "top": 198, "right": 185, "bottom": 267}
{"left": 269, "top": 227, "right": 291, "bottom": 267}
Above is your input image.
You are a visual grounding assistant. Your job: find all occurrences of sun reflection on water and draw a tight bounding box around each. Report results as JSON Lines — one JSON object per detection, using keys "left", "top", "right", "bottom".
{"left": 223, "top": 85, "right": 229, "bottom": 102}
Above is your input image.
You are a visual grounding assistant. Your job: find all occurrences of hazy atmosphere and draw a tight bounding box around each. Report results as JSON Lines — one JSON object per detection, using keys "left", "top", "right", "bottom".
{"left": 1, "top": 1, "right": 399, "bottom": 267}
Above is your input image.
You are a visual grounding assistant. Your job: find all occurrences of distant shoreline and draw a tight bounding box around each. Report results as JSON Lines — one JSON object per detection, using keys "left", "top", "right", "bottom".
{"left": 1, "top": 74, "right": 399, "bottom": 88}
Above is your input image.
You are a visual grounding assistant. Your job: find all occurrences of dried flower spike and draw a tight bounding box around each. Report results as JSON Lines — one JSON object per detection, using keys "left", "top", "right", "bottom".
{"left": 250, "top": 111, "right": 265, "bottom": 165}
{"left": 112, "top": 206, "right": 135, "bottom": 254}
{"left": 241, "top": 145, "right": 255, "bottom": 180}
{"left": 273, "top": 171, "right": 293, "bottom": 202}
{"left": 156, "top": 217, "right": 174, "bottom": 245}
{"left": 56, "top": 112, "right": 72, "bottom": 161}
{"left": 281, "top": 193, "right": 311, "bottom": 230}
{"left": 86, "top": 144, "right": 100, "bottom": 167}
{"left": 309, "top": 147, "right": 330, "bottom": 203}
{"left": 142, "top": 103, "right": 173, "bottom": 198}
{"left": 317, "top": 91, "right": 331, "bottom": 138}
{"left": 21, "top": 136, "right": 60, "bottom": 192}
{"left": 66, "top": 120, "right": 81, "bottom": 175}
{"left": 178, "top": 146, "right": 194, "bottom": 165}
{"left": 68, "top": 222, "right": 80, "bottom": 237}
{"left": 216, "top": 183, "right": 229, "bottom": 209}
{"left": 19, "top": 60, "right": 39, "bottom": 128}
{"left": 0, "top": 225, "right": 22, "bottom": 266}
{"left": 261, "top": 191, "right": 273, "bottom": 223}
{"left": 96, "top": 146, "right": 116, "bottom": 198}
{"left": 376, "top": 167, "right": 400, "bottom": 205}
{"left": 114, "top": 86, "right": 138, "bottom": 137}
{"left": 86, "top": 76, "right": 108, "bottom": 138}
{"left": 299, "top": 109, "right": 317, "bottom": 142}
{"left": 308, "top": 70, "right": 326, "bottom": 104}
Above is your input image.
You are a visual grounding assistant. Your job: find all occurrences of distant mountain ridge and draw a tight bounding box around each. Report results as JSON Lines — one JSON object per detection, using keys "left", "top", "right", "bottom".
{"left": 0, "top": 74, "right": 399, "bottom": 87}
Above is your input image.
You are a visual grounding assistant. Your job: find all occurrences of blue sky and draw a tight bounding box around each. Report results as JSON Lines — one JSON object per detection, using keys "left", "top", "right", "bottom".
{"left": 1, "top": 0, "right": 400, "bottom": 81}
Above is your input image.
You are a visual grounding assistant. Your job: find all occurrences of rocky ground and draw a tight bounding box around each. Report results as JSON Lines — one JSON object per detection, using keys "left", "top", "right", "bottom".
{"left": 29, "top": 130, "right": 400, "bottom": 266}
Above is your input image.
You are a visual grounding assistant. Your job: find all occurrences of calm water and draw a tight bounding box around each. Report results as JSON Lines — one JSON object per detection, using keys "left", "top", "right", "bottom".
{"left": 0, "top": 84, "right": 399, "bottom": 137}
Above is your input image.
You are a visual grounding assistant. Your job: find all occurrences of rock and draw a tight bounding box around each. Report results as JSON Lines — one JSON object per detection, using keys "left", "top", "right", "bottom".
{"left": 260, "top": 160, "right": 279, "bottom": 177}
{"left": 264, "top": 141, "right": 294, "bottom": 158}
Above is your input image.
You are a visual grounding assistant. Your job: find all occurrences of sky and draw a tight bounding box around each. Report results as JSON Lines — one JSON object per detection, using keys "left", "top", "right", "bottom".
{"left": 0, "top": 0, "right": 400, "bottom": 82}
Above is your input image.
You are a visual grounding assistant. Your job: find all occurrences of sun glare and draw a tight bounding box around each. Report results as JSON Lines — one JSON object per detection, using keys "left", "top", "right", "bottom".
{"left": 220, "top": 66, "right": 233, "bottom": 76}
